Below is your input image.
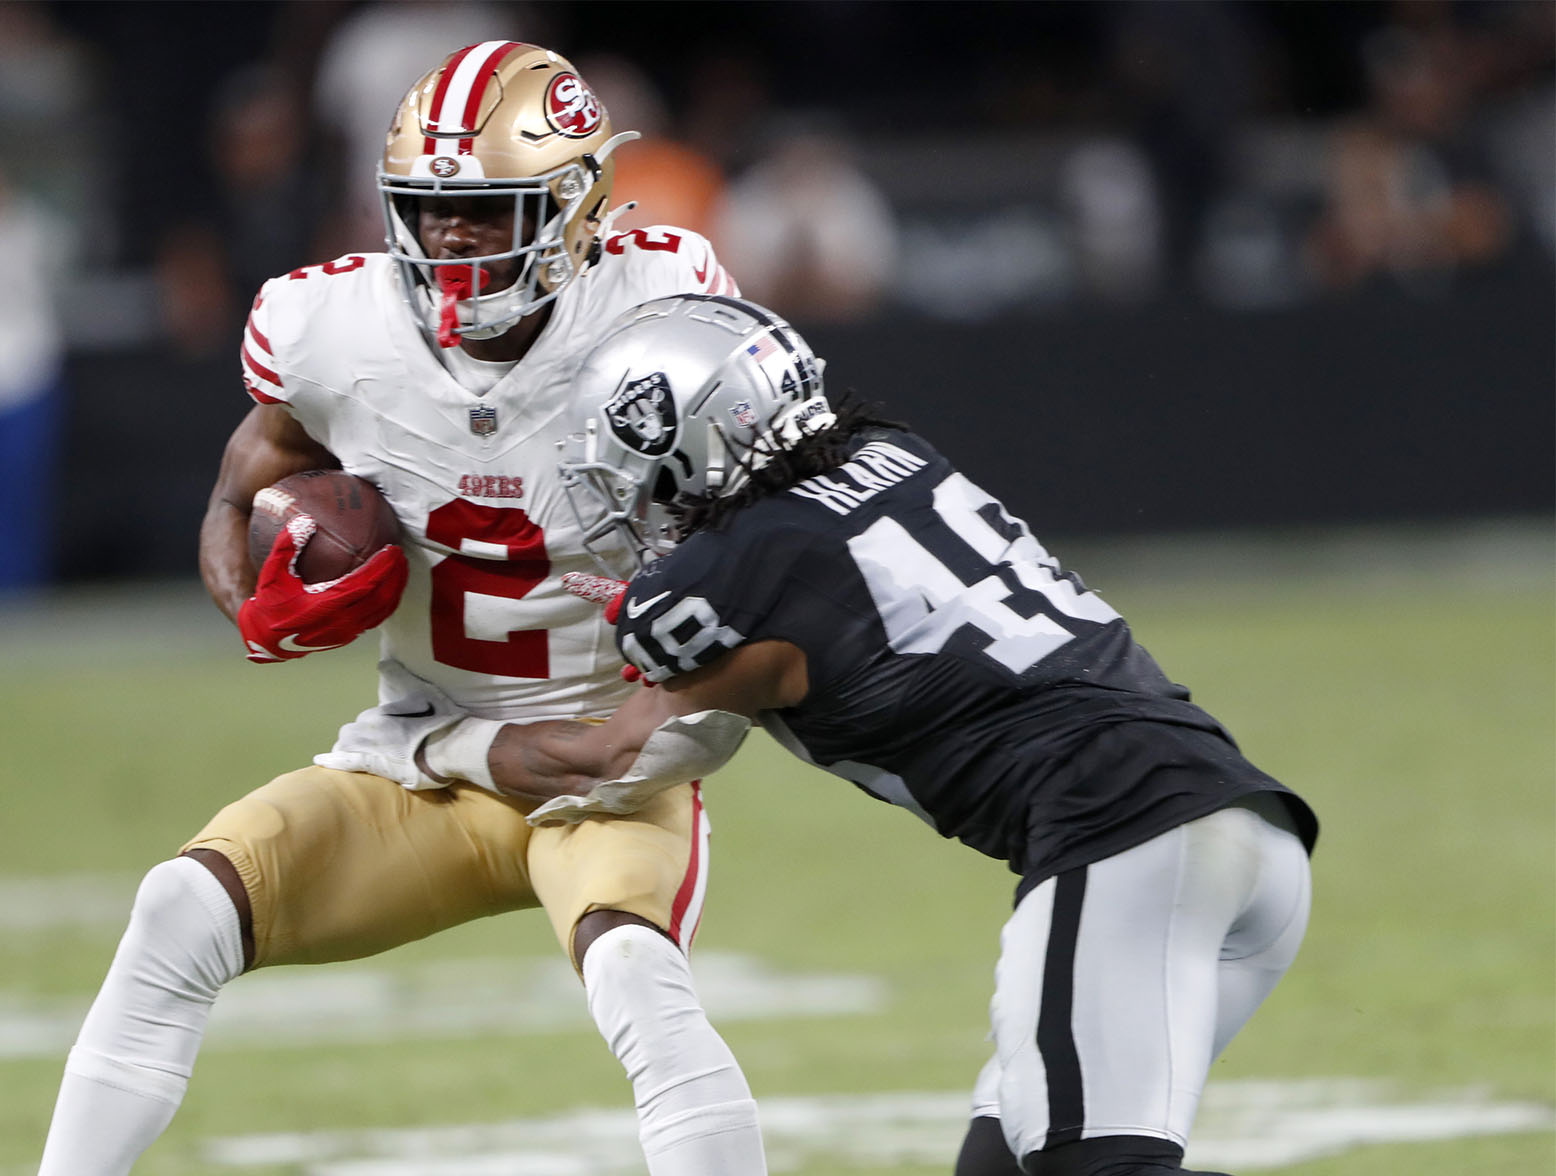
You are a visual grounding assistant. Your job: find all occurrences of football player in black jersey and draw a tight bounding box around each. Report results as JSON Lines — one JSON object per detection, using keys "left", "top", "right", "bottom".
{"left": 367, "top": 294, "right": 1319, "bottom": 1176}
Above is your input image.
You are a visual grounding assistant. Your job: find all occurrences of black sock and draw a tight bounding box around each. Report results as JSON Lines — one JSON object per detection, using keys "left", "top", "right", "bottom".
{"left": 954, "top": 1115, "right": 1025, "bottom": 1176}
{"left": 1021, "top": 1134, "right": 1189, "bottom": 1176}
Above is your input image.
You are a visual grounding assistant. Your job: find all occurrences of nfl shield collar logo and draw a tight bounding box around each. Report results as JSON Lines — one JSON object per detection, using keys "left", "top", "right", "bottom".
{"left": 469, "top": 405, "right": 498, "bottom": 436}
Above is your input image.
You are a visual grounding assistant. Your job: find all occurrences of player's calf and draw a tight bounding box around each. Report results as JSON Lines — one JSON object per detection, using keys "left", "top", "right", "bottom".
{"left": 954, "top": 1114, "right": 1025, "bottom": 1175}
{"left": 581, "top": 920, "right": 766, "bottom": 1175}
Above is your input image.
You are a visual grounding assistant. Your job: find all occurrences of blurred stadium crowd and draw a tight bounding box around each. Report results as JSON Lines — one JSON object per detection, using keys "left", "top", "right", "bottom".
{"left": 0, "top": 0, "right": 1551, "bottom": 589}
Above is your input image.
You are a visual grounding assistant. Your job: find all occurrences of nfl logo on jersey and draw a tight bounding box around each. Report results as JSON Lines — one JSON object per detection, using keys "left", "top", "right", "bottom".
{"left": 469, "top": 405, "right": 498, "bottom": 436}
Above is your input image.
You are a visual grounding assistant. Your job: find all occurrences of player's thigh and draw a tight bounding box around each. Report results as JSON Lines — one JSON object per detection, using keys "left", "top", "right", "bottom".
{"left": 1211, "top": 795, "right": 1313, "bottom": 1056}
{"left": 527, "top": 781, "right": 709, "bottom": 971}
{"left": 992, "top": 816, "right": 1257, "bottom": 1155}
{"left": 182, "top": 767, "right": 539, "bottom": 968}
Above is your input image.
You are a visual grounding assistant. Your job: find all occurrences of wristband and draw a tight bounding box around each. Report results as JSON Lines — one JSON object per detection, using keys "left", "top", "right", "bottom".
{"left": 419, "top": 718, "right": 507, "bottom": 792}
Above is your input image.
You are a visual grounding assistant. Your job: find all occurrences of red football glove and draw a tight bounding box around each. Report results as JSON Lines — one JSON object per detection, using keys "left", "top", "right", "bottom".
{"left": 561, "top": 571, "right": 652, "bottom": 684}
{"left": 238, "top": 515, "right": 408, "bottom": 663}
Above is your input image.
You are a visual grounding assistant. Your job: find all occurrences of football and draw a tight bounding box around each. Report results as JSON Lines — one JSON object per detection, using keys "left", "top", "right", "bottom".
{"left": 248, "top": 470, "right": 400, "bottom": 584}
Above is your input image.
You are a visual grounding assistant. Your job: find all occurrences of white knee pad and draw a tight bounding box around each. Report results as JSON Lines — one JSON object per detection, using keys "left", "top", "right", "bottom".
{"left": 66, "top": 856, "right": 243, "bottom": 1098}
{"left": 40, "top": 856, "right": 245, "bottom": 1175}
{"left": 582, "top": 924, "right": 765, "bottom": 1175}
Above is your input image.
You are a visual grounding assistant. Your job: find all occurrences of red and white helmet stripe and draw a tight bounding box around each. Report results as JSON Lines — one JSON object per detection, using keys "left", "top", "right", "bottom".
{"left": 422, "top": 40, "right": 528, "bottom": 155}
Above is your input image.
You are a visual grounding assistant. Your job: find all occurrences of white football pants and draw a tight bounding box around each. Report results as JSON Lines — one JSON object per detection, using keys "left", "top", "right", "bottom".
{"left": 972, "top": 794, "right": 1312, "bottom": 1160}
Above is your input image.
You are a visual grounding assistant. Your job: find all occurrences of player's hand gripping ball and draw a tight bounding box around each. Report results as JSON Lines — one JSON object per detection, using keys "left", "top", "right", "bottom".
{"left": 247, "top": 469, "right": 400, "bottom": 583}
{"left": 239, "top": 470, "right": 407, "bottom": 663}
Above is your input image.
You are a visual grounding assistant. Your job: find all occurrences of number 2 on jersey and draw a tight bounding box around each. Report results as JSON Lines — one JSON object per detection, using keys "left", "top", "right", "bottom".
{"left": 425, "top": 500, "right": 550, "bottom": 678}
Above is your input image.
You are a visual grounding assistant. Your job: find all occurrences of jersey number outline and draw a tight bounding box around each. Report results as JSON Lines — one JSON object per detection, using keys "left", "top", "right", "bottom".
{"left": 620, "top": 596, "right": 742, "bottom": 681}
{"left": 425, "top": 500, "right": 551, "bottom": 678}
{"left": 604, "top": 228, "right": 683, "bottom": 255}
{"left": 620, "top": 473, "right": 1116, "bottom": 684}
{"left": 286, "top": 255, "right": 367, "bottom": 280}
{"left": 846, "top": 473, "right": 1118, "bottom": 676}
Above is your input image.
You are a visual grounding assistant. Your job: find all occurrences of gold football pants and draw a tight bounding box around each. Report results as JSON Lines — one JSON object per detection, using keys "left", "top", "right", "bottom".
{"left": 182, "top": 767, "right": 709, "bottom": 972}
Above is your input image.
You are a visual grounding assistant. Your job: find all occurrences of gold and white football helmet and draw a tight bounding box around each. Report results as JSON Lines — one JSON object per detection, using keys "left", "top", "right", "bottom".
{"left": 378, "top": 41, "right": 638, "bottom": 344}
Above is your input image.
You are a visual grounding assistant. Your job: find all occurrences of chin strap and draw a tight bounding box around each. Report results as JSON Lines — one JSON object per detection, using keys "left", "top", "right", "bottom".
{"left": 435, "top": 266, "right": 491, "bottom": 348}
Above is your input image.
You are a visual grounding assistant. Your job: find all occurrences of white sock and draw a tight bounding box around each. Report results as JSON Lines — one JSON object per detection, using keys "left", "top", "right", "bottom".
{"left": 38, "top": 856, "right": 244, "bottom": 1175}
{"left": 583, "top": 924, "right": 766, "bottom": 1175}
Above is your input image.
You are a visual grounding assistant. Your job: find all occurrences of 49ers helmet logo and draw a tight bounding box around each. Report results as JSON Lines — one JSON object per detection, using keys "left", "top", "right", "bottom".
{"left": 545, "top": 73, "right": 603, "bottom": 138}
{"left": 606, "top": 372, "right": 677, "bottom": 456}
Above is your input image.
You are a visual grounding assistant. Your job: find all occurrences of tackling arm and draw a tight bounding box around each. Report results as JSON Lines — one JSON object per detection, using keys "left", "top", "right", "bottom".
{"left": 476, "top": 686, "right": 688, "bottom": 801}
{"left": 418, "top": 640, "right": 808, "bottom": 822}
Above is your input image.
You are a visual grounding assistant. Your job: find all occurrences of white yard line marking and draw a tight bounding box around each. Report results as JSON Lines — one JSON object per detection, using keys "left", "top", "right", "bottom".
{"left": 1188, "top": 1078, "right": 1554, "bottom": 1169}
{"left": 0, "top": 953, "right": 885, "bottom": 1059}
{"left": 201, "top": 1081, "right": 1555, "bottom": 1173}
{"left": 0, "top": 875, "right": 138, "bottom": 930}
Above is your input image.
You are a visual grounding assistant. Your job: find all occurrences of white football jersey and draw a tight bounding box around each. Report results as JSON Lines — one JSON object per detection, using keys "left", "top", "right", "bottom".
{"left": 240, "top": 227, "right": 739, "bottom": 721}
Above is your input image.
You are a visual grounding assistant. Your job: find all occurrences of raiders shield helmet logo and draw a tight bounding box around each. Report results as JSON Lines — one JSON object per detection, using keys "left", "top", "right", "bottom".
{"left": 606, "top": 372, "right": 677, "bottom": 456}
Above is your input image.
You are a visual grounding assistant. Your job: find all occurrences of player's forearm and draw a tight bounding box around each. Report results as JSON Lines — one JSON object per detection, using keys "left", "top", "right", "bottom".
{"left": 199, "top": 497, "right": 257, "bottom": 622}
{"left": 202, "top": 403, "right": 339, "bottom": 623}
{"left": 418, "top": 687, "right": 700, "bottom": 803}
{"left": 485, "top": 717, "right": 649, "bottom": 800}
{"left": 460, "top": 687, "right": 675, "bottom": 800}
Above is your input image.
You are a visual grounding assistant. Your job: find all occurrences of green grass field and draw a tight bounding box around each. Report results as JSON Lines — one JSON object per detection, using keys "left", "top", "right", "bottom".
{"left": 1, "top": 522, "right": 1552, "bottom": 1175}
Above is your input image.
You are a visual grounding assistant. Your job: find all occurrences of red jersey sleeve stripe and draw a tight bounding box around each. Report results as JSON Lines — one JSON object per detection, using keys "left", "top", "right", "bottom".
{"left": 245, "top": 315, "right": 272, "bottom": 356}
{"left": 241, "top": 341, "right": 283, "bottom": 397}
{"left": 244, "top": 380, "right": 284, "bottom": 406}
{"left": 243, "top": 315, "right": 278, "bottom": 372}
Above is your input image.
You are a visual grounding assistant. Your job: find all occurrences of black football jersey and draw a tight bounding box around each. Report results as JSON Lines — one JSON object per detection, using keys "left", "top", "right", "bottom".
{"left": 615, "top": 428, "right": 1316, "bottom": 888}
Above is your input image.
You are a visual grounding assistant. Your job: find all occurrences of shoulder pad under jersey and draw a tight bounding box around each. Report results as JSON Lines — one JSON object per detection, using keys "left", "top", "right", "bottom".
{"left": 241, "top": 253, "right": 385, "bottom": 405}
{"left": 595, "top": 226, "right": 739, "bottom": 299}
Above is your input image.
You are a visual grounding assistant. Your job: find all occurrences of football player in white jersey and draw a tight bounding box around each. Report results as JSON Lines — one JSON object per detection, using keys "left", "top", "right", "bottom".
{"left": 36, "top": 43, "right": 762, "bottom": 1176}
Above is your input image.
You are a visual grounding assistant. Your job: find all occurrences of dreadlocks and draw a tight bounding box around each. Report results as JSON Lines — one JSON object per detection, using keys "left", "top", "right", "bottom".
{"left": 671, "top": 392, "right": 905, "bottom": 537}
